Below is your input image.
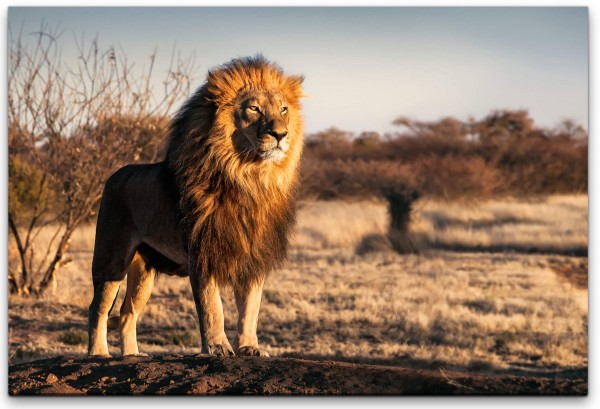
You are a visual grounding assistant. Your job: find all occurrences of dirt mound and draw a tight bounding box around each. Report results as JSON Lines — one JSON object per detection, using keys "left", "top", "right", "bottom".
{"left": 9, "top": 354, "right": 586, "bottom": 395}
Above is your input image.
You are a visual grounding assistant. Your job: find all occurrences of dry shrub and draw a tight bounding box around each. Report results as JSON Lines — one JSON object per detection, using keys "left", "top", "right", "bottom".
{"left": 385, "top": 134, "right": 476, "bottom": 161}
{"left": 301, "top": 154, "right": 498, "bottom": 202}
{"left": 59, "top": 329, "right": 88, "bottom": 346}
{"left": 170, "top": 330, "right": 200, "bottom": 347}
{"left": 496, "top": 138, "right": 588, "bottom": 195}
{"left": 300, "top": 158, "right": 415, "bottom": 200}
{"left": 411, "top": 155, "right": 499, "bottom": 200}
{"left": 8, "top": 156, "right": 50, "bottom": 218}
{"left": 8, "top": 24, "right": 194, "bottom": 296}
{"left": 300, "top": 111, "right": 587, "bottom": 201}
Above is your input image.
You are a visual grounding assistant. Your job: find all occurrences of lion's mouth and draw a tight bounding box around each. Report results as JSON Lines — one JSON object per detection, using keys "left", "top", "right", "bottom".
{"left": 259, "top": 146, "right": 286, "bottom": 162}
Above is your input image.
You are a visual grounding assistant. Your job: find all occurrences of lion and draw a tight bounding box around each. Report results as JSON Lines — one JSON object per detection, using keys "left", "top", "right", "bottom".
{"left": 88, "top": 56, "right": 304, "bottom": 357}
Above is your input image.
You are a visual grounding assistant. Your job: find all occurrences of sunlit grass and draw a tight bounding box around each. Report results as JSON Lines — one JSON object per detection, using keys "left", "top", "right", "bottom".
{"left": 9, "top": 195, "right": 588, "bottom": 377}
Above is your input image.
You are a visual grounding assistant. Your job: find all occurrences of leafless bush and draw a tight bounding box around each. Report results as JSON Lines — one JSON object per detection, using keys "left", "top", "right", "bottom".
{"left": 8, "top": 23, "right": 195, "bottom": 296}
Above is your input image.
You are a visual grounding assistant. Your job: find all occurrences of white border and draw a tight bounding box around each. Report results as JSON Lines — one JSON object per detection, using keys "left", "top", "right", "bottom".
{"left": 1, "top": 1, "right": 595, "bottom": 408}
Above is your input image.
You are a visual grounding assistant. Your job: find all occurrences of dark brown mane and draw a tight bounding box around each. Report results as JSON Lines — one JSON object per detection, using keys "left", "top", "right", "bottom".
{"left": 165, "top": 55, "right": 304, "bottom": 286}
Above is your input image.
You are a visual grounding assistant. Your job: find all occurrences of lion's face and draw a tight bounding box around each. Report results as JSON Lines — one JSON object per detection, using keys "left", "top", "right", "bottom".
{"left": 232, "top": 90, "right": 291, "bottom": 163}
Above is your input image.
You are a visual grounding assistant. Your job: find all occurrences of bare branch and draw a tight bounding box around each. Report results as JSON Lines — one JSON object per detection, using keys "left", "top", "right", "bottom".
{"left": 8, "top": 25, "right": 196, "bottom": 296}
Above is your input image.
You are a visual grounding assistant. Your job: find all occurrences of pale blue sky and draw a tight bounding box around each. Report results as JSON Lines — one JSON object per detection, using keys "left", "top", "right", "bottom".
{"left": 8, "top": 7, "right": 588, "bottom": 134}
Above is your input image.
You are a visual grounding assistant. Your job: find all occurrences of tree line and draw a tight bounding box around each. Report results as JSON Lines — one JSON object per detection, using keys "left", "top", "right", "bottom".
{"left": 300, "top": 111, "right": 587, "bottom": 200}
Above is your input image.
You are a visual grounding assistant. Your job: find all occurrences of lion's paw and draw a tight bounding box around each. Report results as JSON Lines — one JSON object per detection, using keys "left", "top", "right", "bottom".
{"left": 88, "top": 353, "right": 112, "bottom": 358}
{"left": 237, "top": 346, "right": 270, "bottom": 357}
{"left": 207, "top": 344, "right": 235, "bottom": 356}
{"left": 123, "top": 352, "right": 149, "bottom": 357}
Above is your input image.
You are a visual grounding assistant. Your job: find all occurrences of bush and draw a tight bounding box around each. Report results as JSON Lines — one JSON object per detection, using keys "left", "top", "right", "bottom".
{"left": 59, "top": 329, "right": 88, "bottom": 346}
{"left": 300, "top": 158, "right": 415, "bottom": 200}
{"left": 8, "top": 157, "right": 50, "bottom": 218}
{"left": 170, "top": 330, "right": 199, "bottom": 347}
{"left": 411, "top": 155, "right": 499, "bottom": 200}
{"left": 495, "top": 137, "right": 587, "bottom": 195}
{"left": 300, "top": 112, "right": 587, "bottom": 201}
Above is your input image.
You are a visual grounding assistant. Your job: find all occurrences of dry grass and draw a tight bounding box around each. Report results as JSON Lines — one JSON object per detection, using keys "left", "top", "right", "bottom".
{"left": 411, "top": 195, "right": 588, "bottom": 254}
{"left": 8, "top": 195, "right": 588, "bottom": 379}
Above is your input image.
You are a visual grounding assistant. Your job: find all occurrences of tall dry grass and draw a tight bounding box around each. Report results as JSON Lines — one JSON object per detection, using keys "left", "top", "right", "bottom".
{"left": 8, "top": 195, "right": 588, "bottom": 378}
{"left": 411, "top": 195, "right": 588, "bottom": 254}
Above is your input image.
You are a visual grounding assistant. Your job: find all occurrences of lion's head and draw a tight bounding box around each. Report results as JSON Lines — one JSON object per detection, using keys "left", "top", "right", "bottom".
{"left": 167, "top": 56, "right": 304, "bottom": 191}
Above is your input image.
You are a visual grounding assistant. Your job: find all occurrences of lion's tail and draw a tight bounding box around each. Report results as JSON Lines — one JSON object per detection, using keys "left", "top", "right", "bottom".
{"left": 106, "top": 285, "right": 121, "bottom": 331}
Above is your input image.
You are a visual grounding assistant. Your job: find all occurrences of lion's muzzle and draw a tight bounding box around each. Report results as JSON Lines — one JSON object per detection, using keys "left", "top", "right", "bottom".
{"left": 258, "top": 119, "right": 289, "bottom": 162}
{"left": 259, "top": 136, "right": 288, "bottom": 162}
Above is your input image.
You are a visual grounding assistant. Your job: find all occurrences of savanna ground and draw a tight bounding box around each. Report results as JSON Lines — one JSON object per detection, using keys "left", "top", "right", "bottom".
{"left": 8, "top": 195, "right": 588, "bottom": 382}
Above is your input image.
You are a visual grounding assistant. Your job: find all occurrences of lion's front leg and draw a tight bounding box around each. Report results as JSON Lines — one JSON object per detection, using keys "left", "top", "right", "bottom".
{"left": 234, "top": 278, "right": 269, "bottom": 357}
{"left": 189, "top": 272, "right": 234, "bottom": 356}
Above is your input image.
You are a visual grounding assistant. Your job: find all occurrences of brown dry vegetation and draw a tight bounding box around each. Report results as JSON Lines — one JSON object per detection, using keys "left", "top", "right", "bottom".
{"left": 8, "top": 195, "right": 587, "bottom": 380}
{"left": 300, "top": 112, "right": 587, "bottom": 200}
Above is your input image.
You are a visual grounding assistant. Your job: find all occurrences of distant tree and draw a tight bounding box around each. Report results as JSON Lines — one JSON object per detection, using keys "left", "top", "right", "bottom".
{"left": 473, "top": 109, "right": 535, "bottom": 144}
{"left": 353, "top": 131, "right": 381, "bottom": 149}
{"left": 552, "top": 119, "right": 588, "bottom": 143}
{"left": 393, "top": 116, "right": 467, "bottom": 140}
{"left": 305, "top": 127, "right": 353, "bottom": 148}
{"left": 8, "top": 23, "right": 194, "bottom": 296}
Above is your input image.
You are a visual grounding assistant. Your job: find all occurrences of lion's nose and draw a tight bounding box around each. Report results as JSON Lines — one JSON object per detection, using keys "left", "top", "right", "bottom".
{"left": 268, "top": 128, "right": 288, "bottom": 142}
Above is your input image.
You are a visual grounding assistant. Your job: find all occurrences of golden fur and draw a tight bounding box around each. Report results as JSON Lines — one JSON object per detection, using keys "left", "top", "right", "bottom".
{"left": 88, "top": 56, "right": 304, "bottom": 357}
{"left": 166, "top": 55, "right": 304, "bottom": 285}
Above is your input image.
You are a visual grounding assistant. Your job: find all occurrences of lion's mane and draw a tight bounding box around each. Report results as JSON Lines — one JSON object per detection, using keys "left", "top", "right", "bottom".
{"left": 165, "top": 56, "right": 304, "bottom": 285}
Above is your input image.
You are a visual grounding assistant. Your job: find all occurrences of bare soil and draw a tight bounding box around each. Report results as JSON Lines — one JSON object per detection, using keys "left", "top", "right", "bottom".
{"left": 8, "top": 354, "right": 587, "bottom": 396}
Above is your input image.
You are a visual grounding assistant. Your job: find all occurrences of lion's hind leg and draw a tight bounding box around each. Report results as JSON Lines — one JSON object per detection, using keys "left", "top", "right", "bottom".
{"left": 119, "top": 252, "right": 155, "bottom": 356}
{"left": 88, "top": 279, "right": 121, "bottom": 356}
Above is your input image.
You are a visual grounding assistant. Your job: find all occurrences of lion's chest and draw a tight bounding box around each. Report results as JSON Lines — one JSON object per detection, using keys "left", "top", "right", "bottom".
{"left": 190, "top": 185, "right": 292, "bottom": 281}
{"left": 212, "top": 191, "right": 275, "bottom": 247}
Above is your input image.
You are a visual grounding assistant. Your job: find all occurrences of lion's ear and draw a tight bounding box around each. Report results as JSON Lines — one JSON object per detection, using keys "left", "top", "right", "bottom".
{"left": 205, "top": 70, "right": 237, "bottom": 106}
{"left": 288, "top": 75, "right": 304, "bottom": 90}
{"left": 290, "top": 75, "right": 304, "bottom": 85}
{"left": 284, "top": 75, "right": 305, "bottom": 103}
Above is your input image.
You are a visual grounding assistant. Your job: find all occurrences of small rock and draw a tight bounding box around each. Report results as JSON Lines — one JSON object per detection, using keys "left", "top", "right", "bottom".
{"left": 169, "top": 380, "right": 175, "bottom": 385}
{"left": 46, "top": 373, "right": 59, "bottom": 384}
{"left": 100, "top": 376, "right": 109, "bottom": 382}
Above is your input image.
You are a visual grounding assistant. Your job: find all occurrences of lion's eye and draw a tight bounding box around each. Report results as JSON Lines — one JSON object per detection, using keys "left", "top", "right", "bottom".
{"left": 281, "top": 106, "right": 288, "bottom": 115}
{"left": 248, "top": 105, "right": 259, "bottom": 112}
